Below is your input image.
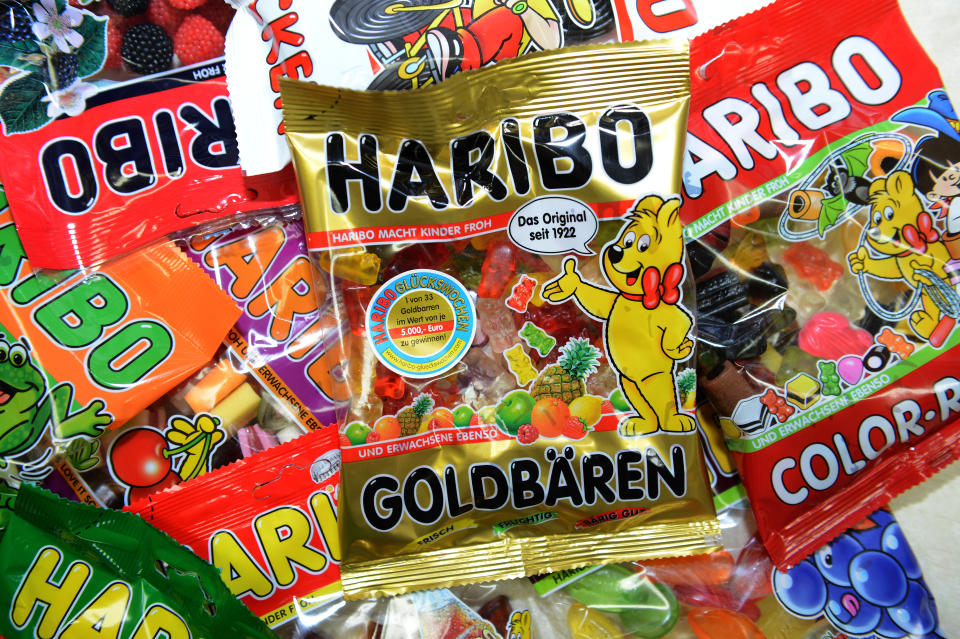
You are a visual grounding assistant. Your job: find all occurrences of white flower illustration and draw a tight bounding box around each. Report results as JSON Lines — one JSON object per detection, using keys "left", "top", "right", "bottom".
{"left": 41, "top": 79, "right": 96, "bottom": 117}
{"left": 31, "top": 0, "right": 84, "bottom": 53}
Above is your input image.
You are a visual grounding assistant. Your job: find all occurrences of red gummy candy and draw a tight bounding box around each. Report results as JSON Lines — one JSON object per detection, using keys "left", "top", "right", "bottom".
{"left": 383, "top": 243, "right": 451, "bottom": 281}
{"left": 798, "top": 312, "right": 873, "bottom": 360}
{"left": 782, "top": 242, "right": 843, "bottom": 291}
{"left": 760, "top": 389, "right": 794, "bottom": 422}
{"left": 478, "top": 240, "right": 518, "bottom": 298}
{"left": 374, "top": 364, "right": 406, "bottom": 399}
{"left": 673, "top": 585, "right": 762, "bottom": 621}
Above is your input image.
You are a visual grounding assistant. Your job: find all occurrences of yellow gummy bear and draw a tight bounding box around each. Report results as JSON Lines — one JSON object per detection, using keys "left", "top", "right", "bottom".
{"left": 503, "top": 344, "right": 538, "bottom": 386}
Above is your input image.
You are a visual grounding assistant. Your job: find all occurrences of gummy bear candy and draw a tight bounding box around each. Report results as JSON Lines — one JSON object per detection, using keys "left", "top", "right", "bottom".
{"left": 519, "top": 321, "right": 556, "bottom": 356}
{"left": 782, "top": 242, "right": 843, "bottom": 291}
{"left": 877, "top": 327, "right": 914, "bottom": 359}
{"left": 506, "top": 274, "right": 537, "bottom": 312}
{"left": 503, "top": 344, "right": 538, "bottom": 385}
{"left": 479, "top": 240, "right": 518, "bottom": 298}
{"left": 760, "top": 389, "right": 794, "bottom": 423}
{"left": 817, "top": 360, "right": 842, "bottom": 396}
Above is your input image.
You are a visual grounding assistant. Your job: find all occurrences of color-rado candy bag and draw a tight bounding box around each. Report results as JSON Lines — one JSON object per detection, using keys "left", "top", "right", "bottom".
{"left": 281, "top": 40, "right": 720, "bottom": 598}
{"left": 683, "top": 0, "right": 960, "bottom": 569}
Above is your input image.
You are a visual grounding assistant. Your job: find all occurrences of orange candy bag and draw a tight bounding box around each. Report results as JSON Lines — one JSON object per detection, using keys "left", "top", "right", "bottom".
{"left": 0, "top": 186, "right": 241, "bottom": 490}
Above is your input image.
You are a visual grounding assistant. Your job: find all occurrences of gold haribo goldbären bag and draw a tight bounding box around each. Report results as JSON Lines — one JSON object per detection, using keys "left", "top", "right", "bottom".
{"left": 281, "top": 40, "right": 721, "bottom": 599}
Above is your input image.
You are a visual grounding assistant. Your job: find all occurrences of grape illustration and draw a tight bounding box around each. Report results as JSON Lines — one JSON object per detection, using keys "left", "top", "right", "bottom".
{"left": 772, "top": 509, "right": 940, "bottom": 638}
{"left": 815, "top": 534, "right": 864, "bottom": 587}
{"left": 889, "top": 580, "right": 937, "bottom": 636}
{"left": 850, "top": 508, "right": 893, "bottom": 547}
{"left": 874, "top": 611, "right": 908, "bottom": 638}
{"left": 881, "top": 522, "right": 923, "bottom": 580}
{"left": 824, "top": 583, "right": 881, "bottom": 635}
{"left": 849, "top": 550, "right": 909, "bottom": 607}
{"left": 772, "top": 560, "right": 827, "bottom": 617}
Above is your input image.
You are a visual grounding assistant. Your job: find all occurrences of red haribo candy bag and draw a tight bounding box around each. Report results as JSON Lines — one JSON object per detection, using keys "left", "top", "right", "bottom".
{"left": 684, "top": 0, "right": 960, "bottom": 568}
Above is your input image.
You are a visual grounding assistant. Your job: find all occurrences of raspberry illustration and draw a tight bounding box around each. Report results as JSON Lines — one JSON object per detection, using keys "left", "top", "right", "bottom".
{"left": 198, "top": 0, "right": 234, "bottom": 33}
{"left": 0, "top": 1, "right": 33, "bottom": 43}
{"left": 601, "top": 400, "right": 615, "bottom": 413}
{"left": 166, "top": 0, "right": 207, "bottom": 11}
{"left": 147, "top": 0, "right": 185, "bottom": 37}
{"left": 562, "top": 416, "right": 587, "bottom": 439}
{"left": 338, "top": 434, "right": 351, "bottom": 448}
{"left": 104, "top": 21, "right": 123, "bottom": 69}
{"left": 365, "top": 431, "right": 381, "bottom": 444}
{"left": 173, "top": 14, "right": 224, "bottom": 66}
{"left": 121, "top": 23, "right": 173, "bottom": 75}
{"left": 517, "top": 424, "right": 539, "bottom": 445}
{"left": 107, "top": 0, "right": 148, "bottom": 17}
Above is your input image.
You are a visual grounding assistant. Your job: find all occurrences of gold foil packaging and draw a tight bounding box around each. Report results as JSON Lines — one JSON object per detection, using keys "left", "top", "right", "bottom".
{"left": 281, "top": 41, "right": 720, "bottom": 599}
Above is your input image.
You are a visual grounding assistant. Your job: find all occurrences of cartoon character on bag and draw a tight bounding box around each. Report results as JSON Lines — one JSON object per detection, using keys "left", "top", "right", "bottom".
{"left": 894, "top": 90, "right": 960, "bottom": 256}
{"left": 506, "top": 609, "right": 531, "bottom": 639}
{"left": 0, "top": 335, "right": 111, "bottom": 480}
{"left": 106, "top": 414, "right": 225, "bottom": 504}
{"left": 543, "top": 195, "right": 696, "bottom": 436}
{"left": 328, "top": 0, "right": 603, "bottom": 89}
{"left": 847, "top": 171, "right": 957, "bottom": 345}
{"left": 422, "top": 0, "right": 562, "bottom": 79}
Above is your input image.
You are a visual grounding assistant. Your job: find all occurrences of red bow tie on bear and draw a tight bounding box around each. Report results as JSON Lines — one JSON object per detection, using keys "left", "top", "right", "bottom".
{"left": 621, "top": 262, "right": 684, "bottom": 309}
{"left": 901, "top": 211, "right": 940, "bottom": 254}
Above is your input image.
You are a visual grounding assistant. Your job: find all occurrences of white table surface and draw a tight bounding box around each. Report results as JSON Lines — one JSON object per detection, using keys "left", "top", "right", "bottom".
{"left": 888, "top": 1, "right": 960, "bottom": 635}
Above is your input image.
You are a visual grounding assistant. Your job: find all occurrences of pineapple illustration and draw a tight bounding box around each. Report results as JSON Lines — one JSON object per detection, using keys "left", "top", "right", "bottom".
{"left": 677, "top": 368, "right": 696, "bottom": 409}
{"left": 530, "top": 338, "right": 601, "bottom": 403}
{"left": 397, "top": 394, "right": 434, "bottom": 437}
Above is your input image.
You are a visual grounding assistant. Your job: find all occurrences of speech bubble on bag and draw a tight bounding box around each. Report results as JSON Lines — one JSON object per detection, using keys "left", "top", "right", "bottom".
{"left": 508, "top": 196, "right": 598, "bottom": 256}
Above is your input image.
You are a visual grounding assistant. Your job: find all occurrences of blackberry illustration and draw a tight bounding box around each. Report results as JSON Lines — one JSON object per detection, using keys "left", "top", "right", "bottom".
{"left": 107, "top": 0, "right": 148, "bottom": 16}
{"left": 121, "top": 23, "right": 173, "bottom": 75}
{"left": 41, "top": 53, "right": 78, "bottom": 90}
{"left": 0, "top": 1, "right": 32, "bottom": 43}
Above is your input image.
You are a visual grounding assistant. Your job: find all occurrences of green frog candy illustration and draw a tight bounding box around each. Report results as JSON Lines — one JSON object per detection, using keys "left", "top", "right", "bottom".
{"left": 0, "top": 336, "right": 112, "bottom": 464}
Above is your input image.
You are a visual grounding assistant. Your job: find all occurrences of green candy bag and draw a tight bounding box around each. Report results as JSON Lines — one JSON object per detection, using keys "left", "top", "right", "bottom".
{"left": 0, "top": 484, "right": 275, "bottom": 639}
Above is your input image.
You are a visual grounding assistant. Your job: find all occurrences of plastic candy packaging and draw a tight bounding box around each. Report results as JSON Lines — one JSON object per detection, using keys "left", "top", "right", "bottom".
{"left": 181, "top": 209, "right": 352, "bottom": 431}
{"left": 0, "top": 0, "right": 300, "bottom": 270}
{"left": 50, "top": 209, "right": 352, "bottom": 508}
{"left": 281, "top": 41, "right": 720, "bottom": 598}
{"left": 0, "top": 483, "right": 273, "bottom": 638}
{"left": 126, "top": 426, "right": 341, "bottom": 637}
{"left": 772, "top": 507, "right": 944, "bottom": 639}
{"left": 225, "top": 0, "right": 618, "bottom": 176}
{"left": 0, "top": 185, "right": 241, "bottom": 492}
{"left": 225, "top": 0, "right": 776, "bottom": 177}
{"left": 683, "top": 0, "right": 960, "bottom": 568}
{"left": 127, "top": 418, "right": 944, "bottom": 639}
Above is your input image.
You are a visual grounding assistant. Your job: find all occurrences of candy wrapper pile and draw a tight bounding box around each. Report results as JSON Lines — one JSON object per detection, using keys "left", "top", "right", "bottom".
{"left": 0, "top": 0, "right": 955, "bottom": 637}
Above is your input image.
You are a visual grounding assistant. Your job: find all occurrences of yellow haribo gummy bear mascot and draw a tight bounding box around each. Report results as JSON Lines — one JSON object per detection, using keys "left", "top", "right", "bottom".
{"left": 848, "top": 170, "right": 955, "bottom": 345}
{"left": 543, "top": 194, "right": 695, "bottom": 436}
